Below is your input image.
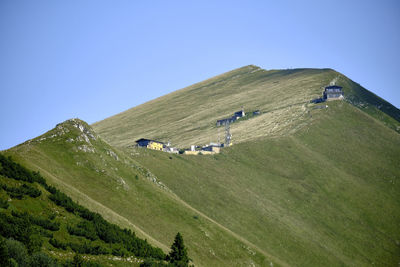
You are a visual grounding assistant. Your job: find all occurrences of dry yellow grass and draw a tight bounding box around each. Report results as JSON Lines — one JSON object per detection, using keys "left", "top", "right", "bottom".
{"left": 92, "top": 65, "right": 338, "bottom": 148}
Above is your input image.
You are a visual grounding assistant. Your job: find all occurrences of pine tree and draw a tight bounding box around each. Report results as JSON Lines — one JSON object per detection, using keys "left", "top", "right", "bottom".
{"left": 166, "top": 232, "right": 190, "bottom": 266}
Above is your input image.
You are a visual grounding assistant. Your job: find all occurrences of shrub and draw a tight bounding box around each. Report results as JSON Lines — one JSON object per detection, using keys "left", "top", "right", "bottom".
{"left": 0, "top": 212, "right": 33, "bottom": 246}
{"left": 27, "top": 233, "right": 43, "bottom": 254}
{"left": 0, "top": 199, "right": 9, "bottom": 209}
{"left": 11, "top": 210, "right": 60, "bottom": 231}
{"left": 111, "top": 244, "right": 128, "bottom": 257}
{"left": 1, "top": 183, "right": 41, "bottom": 199}
{"left": 5, "top": 239, "right": 29, "bottom": 267}
{"left": 67, "top": 222, "right": 98, "bottom": 241}
{"left": 30, "top": 216, "right": 60, "bottom": 231}
{"left": 0, "top": 154, "right": 45, "bottom": 185}
{"left": 140, "top": 258, "right": 169, "bottom": 267}
{"left": 0, "top": 237, "right": 10, "bottom": 267}
{"left": 30, "top": 252, "right": 59, "bottom": 267}
{"left": 49, "top": 238, "right": 67, "bottom": 250}
{"left": 36, "top": 228, "right": 53, "bottom": 238}
{"left": 69, "top": 242, "right": 110, "bottom": 255}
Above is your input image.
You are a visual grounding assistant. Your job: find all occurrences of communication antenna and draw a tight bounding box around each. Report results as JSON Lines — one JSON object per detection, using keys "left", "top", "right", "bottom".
{"left": 225, "top": 122, "right": 232, "bottom": 146}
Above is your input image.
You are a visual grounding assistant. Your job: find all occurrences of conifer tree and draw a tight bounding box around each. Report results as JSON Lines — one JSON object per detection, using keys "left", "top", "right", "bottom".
{"left": 166, "top": 232, "right": 190, "bottom": 266}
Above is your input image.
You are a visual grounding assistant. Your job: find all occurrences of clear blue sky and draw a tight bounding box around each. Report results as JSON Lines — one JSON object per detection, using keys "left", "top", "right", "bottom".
{"left": 1, "top": 0, "right": 399, "bottom": 150}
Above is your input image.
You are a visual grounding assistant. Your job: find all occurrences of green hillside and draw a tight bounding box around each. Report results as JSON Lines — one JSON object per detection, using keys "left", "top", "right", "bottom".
{"left": 6, "top": 119, "right": 275, "bottom": 266}
{"left": 0, "top": 154, "right": 165, "bottom": 266}
{"left": 131, "top": 101, "right": 400, "bottom": 266}
{"left": 4, "top": 66, "right": 400, "bottom": 266}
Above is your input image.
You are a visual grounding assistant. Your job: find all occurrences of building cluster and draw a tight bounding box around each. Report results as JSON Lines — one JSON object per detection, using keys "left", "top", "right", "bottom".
{"left": 135, "top": 138, "right": 179, "bottom": 154}
{"left": 135, "top": 138, "right": 221, "bottom": 155}
{"left": 135, "top": 84, "right": 344, "bottom": 155}
{"left": 183, "top": 143, "right": 222, "bottom": 155}
{"left": 311, "top": 85, "right": 344, "bottom": 103}
{"left": 135, "top": 107, "right": 263, "bottom": 155}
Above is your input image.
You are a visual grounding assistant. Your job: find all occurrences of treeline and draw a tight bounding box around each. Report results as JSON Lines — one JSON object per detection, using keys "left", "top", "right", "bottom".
{"left": 0, "top": 154, "right": 46, "bottom": 185}
{"left": 48, "top": 187, "right": 165, "bottom": 259}
{"left": 0, "top": 154, "right": 164, "bottom": 259}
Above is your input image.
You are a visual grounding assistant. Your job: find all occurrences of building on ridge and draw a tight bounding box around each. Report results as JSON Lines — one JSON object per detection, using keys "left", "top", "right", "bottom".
{"left": 135, "top": 138, "right": 164, "bottom": 151}
{"left": 216, "top": 108, "right": 245, "bottom": 126}
{"left": 323, "top": 85, "right": 344, "bottom": 100}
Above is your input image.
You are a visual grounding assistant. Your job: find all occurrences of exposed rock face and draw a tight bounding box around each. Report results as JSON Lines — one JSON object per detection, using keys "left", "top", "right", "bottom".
{"left": 30, "top": 118, "right": 101, "bottom": 154}
{"left": 66, "top": 118, "right": 98, "bottom": 144}
{"left": 75, "top": 145, "right": 95, "bottom": 153}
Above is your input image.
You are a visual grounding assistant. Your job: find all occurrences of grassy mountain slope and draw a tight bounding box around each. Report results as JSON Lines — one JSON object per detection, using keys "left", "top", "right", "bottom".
{"left": 0, "top": 154, "right": 164, "bottom": 266}
{"left": 6, "top": 119, "right": 276, "bottom": 267}
{"left": 131, "top": 101, "right": 400, "bottom": 266}
{"left": 5, "top": 66, "right": 400, "bottom": 266}
{"left": 92, "top": 65, "right": 400, "bottom": 148}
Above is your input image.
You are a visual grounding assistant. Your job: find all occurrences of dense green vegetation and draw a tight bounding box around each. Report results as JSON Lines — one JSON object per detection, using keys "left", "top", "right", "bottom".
{"left": 0, "top": 154, "right": 188, "bottom": 266}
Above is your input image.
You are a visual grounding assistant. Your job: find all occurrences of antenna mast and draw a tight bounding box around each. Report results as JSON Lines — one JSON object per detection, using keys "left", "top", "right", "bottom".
{"left": 225, "top": 122, "right": 232, "bottom": 146}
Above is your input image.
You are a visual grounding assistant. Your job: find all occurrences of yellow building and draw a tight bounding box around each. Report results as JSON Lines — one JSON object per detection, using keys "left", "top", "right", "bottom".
{"left": 136, "top": 138, "right": 164, "bottom": 151}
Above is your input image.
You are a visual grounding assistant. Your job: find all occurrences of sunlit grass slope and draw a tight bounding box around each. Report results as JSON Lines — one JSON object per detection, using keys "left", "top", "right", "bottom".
{"left": 6, "top": 119, "right": 276, "bottom": 267}
{"left": 0, "top": 155, "right": 159, "bottom": 266}
{"left": 5, "top": 66, "right": 400, "bottom": 266}
{"left": 130, "top": 101, "right": 400, "bottom": 266}
{"left": 7, "top": 100, "right": 400, "bottom": 266}
{"left": 92, "top": 65, "right": 400, "bottom": 148}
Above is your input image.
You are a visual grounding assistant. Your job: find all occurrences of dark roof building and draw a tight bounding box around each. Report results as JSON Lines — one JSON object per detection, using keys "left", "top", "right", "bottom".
{"left": 324, "top": 85, "right": 344, "bottom": 100}
{"left": 234, "top": 109, "right": 245, "bottom": 118}
{"left": 216, "top": 108, "right": 245, "bottom": 126}
{"left": 136, "top": 138, "right": 164, "bottom": 145}
{"left": 216, "top": 117, "right": 236, "bottom": 126}
{"left": 136, "top": 138, "right": 164, "bottom": 151}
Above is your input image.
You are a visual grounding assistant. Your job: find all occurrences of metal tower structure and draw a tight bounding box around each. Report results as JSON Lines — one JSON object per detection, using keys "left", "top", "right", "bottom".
{"left": 225, "top": 122, "right": 232, "bottom": 146}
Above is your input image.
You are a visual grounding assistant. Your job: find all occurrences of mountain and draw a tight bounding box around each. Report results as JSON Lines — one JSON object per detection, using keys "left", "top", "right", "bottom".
{"left": 4, "top": 65, "right": 400, "bottom": 266}
{"left": 6, "top": 118, "right": 271, "bottom": 266}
